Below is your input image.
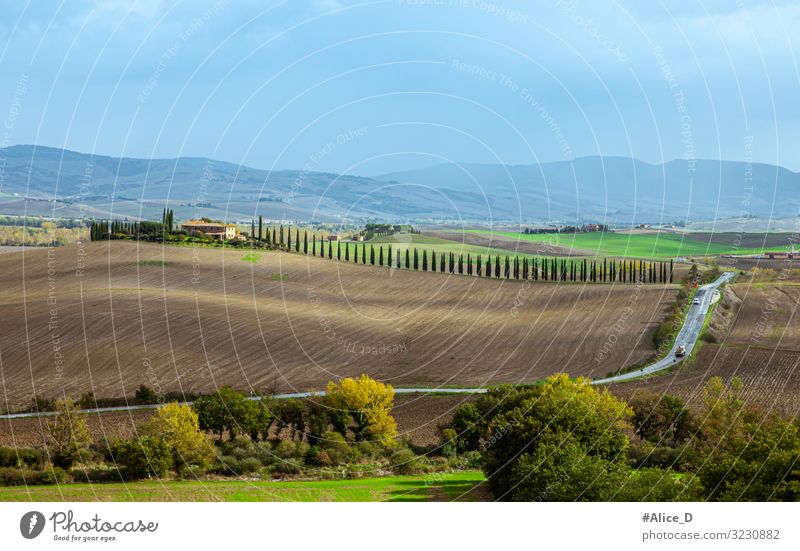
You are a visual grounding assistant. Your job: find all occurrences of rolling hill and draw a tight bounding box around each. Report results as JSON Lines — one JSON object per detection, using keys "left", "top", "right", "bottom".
{"left": 1, "top": 145, "right": 797, "bottom": 224}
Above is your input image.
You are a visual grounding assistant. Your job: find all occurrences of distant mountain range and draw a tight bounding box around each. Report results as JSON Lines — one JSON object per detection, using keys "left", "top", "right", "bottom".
{"left": 0, "top": 145, "right": 796, "bottom": 225}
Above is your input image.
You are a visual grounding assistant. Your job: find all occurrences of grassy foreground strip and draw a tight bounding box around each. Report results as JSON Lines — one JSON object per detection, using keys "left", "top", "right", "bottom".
{"left": 0, "top": 471, "right": 486, "bottom": 502}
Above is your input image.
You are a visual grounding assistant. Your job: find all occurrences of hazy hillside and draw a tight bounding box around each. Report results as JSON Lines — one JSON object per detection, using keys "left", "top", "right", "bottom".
{"left": 1, "top": 145, "right": 797, "bottom": 224}
{"left": 376, "top": 156, "right": 800, "bottom": 223}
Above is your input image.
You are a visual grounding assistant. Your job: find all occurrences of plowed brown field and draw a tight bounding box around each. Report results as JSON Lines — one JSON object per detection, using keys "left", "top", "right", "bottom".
{"left": 614, "top": 282, "right": 800, "bottom": 416}
{"left": 0, "top": 241, "right": 677, "bottom": 410}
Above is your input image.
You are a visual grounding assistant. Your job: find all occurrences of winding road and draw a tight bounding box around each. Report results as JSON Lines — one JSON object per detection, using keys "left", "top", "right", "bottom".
{"left": 0, "top": 273, "right": 734, "bottom": 420}
{"left": 591, "top": 271, "right": 735, "bottom": 385}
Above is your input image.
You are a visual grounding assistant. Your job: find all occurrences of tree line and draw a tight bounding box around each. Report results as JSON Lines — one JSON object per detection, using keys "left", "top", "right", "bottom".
{"left": 89, "top": 214, "right": 674, "bottom": 284}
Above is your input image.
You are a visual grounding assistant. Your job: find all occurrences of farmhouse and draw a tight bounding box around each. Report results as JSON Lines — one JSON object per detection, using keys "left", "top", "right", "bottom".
{"left": 181, "top": 220, "right": 238, "bottom": 240}
{"left": 327, "top": 234, "right": 341, "bottom": 242}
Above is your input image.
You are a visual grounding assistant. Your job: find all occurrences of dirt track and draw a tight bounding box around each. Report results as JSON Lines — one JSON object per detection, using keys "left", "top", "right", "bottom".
{"left": 0, "top": 242, "right": 676, "bottom": 410}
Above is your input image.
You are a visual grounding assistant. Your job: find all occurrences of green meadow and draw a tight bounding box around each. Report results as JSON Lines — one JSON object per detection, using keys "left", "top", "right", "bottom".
{"left": 467, "top": 230, "right": 774, "bottom": 259}
{"left": 0, "top": 471, "right": 486, "bottom": 502}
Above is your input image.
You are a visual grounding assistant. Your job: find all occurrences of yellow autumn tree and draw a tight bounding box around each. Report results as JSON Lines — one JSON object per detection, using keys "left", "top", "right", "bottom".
{"left": 326, "top": 374, "right": 397, "bottom": 446}
{"left": 143, "top": 402, "right": 214, "bottom": 472}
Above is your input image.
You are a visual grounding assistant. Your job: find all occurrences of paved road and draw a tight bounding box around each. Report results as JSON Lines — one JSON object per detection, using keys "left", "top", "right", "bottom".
{"left": 0, "top": 273, "right": 734, "bottom": 420}
{"left": 591, "top": 271, "right": 736, "bottom": 386}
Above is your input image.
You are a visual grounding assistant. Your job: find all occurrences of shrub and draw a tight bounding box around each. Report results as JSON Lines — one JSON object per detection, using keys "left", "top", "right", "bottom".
{"left": 0, "top": 467, "right": 69, "bottom": 486}
{"left": 134, "top": 384, "right": 158, "bottom": 405}
{"left": 701, "top": 332, "right": 719, "bottom": 343}
{"left": 389, "top": 448, "right": 423, "bottom": 475}
{"left": 113, "top": 436, "right": 173, "bottom": 480}
{"left": 439, "top": 428, "right": 457, "bottom": 458}
{"left": 0, "top": 447, "right": 40, "bottom": 468}
{"left": 320, "top": 431, "right": 350, "bottom": 466}
{"left": 238, "top": 457, "right": 262, "bottom": 474}
{"left": 271, "top": 459, "right": 302, "bottom": 476}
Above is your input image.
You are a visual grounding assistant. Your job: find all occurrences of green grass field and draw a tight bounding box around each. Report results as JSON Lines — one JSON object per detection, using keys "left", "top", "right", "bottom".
{"left": 0, "top": 471, "right": 487, "bottom": 502}
{"left": 467, "top": 230, "right": 774, "bottom": 259}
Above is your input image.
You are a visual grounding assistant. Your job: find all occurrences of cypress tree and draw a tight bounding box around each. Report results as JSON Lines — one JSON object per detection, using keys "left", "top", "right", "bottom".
{"left": 422, "top": 250, "right": 428, "bottom": 271}
{"left": 337, "top": 241, "right": 341, "bottom": 260}
{"left": 327, "top": 241, "right": 332, "bottom": 259}
{"left": 303, "top": 231, "right": 308, "bottom": 254}
{"left": 370, "top": 245, "right": 375, "bottom": 265}
{"left": 295, "top": 228, "right": 300, "bottom": 252}
{"left": 379, "top": 246, "right": 384, "bottom": 266}
{"left": 405, "top": 249, "right": 410, "bottom": 269}
{"left": 431, "top": 250, "right": 437, "bottom": 272}
{"left": 503, "top": 256, "right": 509, "bottom": 278}
{"left": 477, "top": 254, "right": 482, "bottom": 276}
{"left": 467, "top": 254, "right": 472, "bottom": 275}
{"left": 440, "top": 254, "right": 445, "bottom": 272}
{"left": 287, "top": 227, "right": 292, "bottom": 251}
{"left": 345, "top": 242, "right": 350, "bottom": 261}
{"left": 397, "top": 250, "right": 401, "bottom": 269}
{"left": 387, "top": 245, "right": 392, "bottom": 267}
{"left": 669, "top": 259, "right": 674, "bottom": 283}
{"left": 258, "top": 216, "right": 263, "bottom": 242}
{"left": 485, "top": 255, "right": 491, "bottom": 277}
{"left": 354, "top": 243, "right": 358, "bottom": 263}
{"left": 312, "top": 235, "right": 316, "bottom": 256}
{"left": 413, "top": 248, "right": 418, "bottom": 270}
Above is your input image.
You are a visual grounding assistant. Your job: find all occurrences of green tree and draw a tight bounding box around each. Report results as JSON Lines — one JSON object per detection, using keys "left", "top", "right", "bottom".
{"left": 629, "top": 392, "right": 694, "bottom": 446}
{"left": 47, "top": 398, "right": 93, "bottom": 468}
{"left": 480, "top": 375, "right": 632, "bottom": 501}
{"left": 114, "top": 436, "right": 173, "bottom": 480}
{"left": 134, "top": 384, "right": 158, "bottom": 405}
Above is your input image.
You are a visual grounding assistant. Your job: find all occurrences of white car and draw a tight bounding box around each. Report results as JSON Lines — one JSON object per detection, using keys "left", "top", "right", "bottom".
{"left": 693, "top": 298, "right": 700, "bottom": 305}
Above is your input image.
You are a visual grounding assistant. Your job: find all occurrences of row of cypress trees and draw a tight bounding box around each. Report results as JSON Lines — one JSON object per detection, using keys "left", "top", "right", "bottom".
{"left": 292, "top": 230, "right": 674, "bottom": 284}
{"left": 91, "top": 215, "right": 675, "bottom": 285}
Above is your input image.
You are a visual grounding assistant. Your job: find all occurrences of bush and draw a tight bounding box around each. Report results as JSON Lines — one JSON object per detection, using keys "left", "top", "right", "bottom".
{"left": 459, "top": 450, "right": 482, "bottom": 469}
{"left": 134, "top": 385, "right": 158, "bottom": 405}
{"left": 439, "top": 428, "right": 457, "bottom": 458}
{"left": 238, "top": 457, "right": 262, "bottom": 474}
{"left": 0, "top": 466, "right": 69, "bottom": 486}
{"left": 701, "top": 332, "right": 719, "bottom": 343}
{"left": 320, "top": 431, "right": 350, "bottom": 466}
{"left": 113, "top": 436, "right": 173, "bottom": 480}
{"left": 270, "top": 459, "right": 302, "bottom": 476}
{"left": 389, "top": 448, "right": 423, "bottom": 475}
{"left": 0, "top": 447, "right": 40, "bottom": 468}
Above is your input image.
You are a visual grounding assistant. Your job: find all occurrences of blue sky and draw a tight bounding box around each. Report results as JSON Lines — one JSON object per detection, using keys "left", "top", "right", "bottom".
{"left": 0, "top": 0, "right": 799, "bottom": 174}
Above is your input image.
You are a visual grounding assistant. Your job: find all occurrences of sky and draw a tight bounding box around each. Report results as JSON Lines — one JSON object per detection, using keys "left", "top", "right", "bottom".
{"left": 0, "top": 0, "right": 799, "bottom": 175}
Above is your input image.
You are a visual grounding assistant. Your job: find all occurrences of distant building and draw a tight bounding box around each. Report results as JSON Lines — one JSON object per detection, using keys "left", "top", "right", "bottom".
{"left": 327, "top": 235, "right": 341, "bottom": 242}
{"left": 352, "top": 235, "right": 364, "bottom": 242}
{"left": 583, "top": 223, "right": 601, "bottom": 232}
{"left": 181, "top": 220, "right": 238, "bottom": 240}
{"left": 637, "top": 224, "right": 651, "bottom": 229}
